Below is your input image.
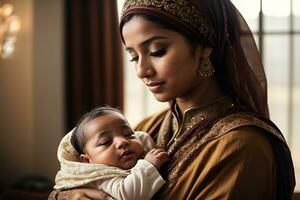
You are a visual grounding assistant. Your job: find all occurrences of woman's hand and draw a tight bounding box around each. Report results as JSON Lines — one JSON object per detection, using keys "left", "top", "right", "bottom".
{"left": 69, "top": 188, "right": 114, "bottom": 200}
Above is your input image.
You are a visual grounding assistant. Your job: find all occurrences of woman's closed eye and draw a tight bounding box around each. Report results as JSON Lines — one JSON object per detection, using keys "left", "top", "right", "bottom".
{"left": 129, "top": 48, "right": 166, "bottom": 62}
{"left": 149, "top": 48, "right": 166, "bottom": 57}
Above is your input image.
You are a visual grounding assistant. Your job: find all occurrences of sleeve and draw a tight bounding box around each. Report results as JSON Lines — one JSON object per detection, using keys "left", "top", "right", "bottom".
{"left": 196, "top": 126, "right": 277, "bottom": 200}
{"left": 94, "top": 160, "right": 165, "bottom": 200}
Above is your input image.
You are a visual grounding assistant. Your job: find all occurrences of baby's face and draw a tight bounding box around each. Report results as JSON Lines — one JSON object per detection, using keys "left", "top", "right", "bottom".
{"left": 81, "top": 112, "right": 144, "bottom": 170}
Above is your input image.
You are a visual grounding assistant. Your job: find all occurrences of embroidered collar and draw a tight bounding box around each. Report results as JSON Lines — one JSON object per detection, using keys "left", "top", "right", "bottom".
{"left": 172, "top": 96, "right": 235, "bottom": 132}
{"left": 156, "top": 96, "right": 236, "bottom": 149}
{"left": 167, "top": 96, "right": 235, "bottom": 146}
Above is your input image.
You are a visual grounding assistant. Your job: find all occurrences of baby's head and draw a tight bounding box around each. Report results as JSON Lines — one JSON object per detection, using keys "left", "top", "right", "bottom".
{"left": 73, "top": 107, "right": 145, "bottom": 170}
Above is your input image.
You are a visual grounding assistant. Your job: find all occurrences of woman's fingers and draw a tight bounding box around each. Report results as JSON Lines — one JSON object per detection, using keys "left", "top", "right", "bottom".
{"left": 70, "top": 188, "right": 113, "bottom": 200}
{"left": 86, "top": 190, "right": 114, "bottom": 200}
{"left": 73, "top": 196, "right": 90, "bottom": 200}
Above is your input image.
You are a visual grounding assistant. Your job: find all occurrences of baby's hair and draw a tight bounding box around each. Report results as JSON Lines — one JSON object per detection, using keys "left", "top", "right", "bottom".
{"left": 72, "top": 106, "right": 124, "bottom": 154}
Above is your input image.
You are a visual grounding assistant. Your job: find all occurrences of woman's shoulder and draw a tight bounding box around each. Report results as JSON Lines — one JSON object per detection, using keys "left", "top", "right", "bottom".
{"left": 219, "top": 125, "right": 273, "bottom": 153}
{"left": 204, "top": 112, "right": 283, "bottom": 159}
{"left": 203, "top": 125, "right": 276, "bottom": 173}
{"left": 210, "top": 111, "right": 286, "bottom": 144}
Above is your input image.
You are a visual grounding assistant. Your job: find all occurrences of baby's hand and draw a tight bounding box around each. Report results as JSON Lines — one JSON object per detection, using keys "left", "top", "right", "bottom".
{"left": 144, "top": 148, "right": 169, "bottom": 169}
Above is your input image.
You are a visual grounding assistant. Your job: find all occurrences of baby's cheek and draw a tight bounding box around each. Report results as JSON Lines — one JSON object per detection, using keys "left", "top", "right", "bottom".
{"left": 135, "top": 142, "right": 145, "bottom": 157}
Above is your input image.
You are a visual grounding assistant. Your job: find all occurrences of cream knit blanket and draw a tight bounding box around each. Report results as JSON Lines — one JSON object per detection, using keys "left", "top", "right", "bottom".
{"left": 54, "top": 130, "right": 154, "bottom": 189}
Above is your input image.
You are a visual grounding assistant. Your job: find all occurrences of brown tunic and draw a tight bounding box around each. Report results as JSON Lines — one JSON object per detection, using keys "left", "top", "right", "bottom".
{"left": 49, "top": 97, "right": 295, "bottom": 200}
{"left": 157, "top": 126, "right": 276, "bottom": 199}
{"left": 137, "top": 97, "right": 294, "bottom": 200}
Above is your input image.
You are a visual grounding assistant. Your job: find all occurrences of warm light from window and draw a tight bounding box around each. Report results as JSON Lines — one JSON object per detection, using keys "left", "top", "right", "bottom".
{"left": 231, "top": 0, "right": 260, "bottom": 19}
{"left": 0, "top": 3, "right": 21, "bottom": 58}
{"left": 263, "top": 0, "right": 291, "bottom": 17}
{"left": 294, "top": 0, "right": 300, "bottom": 16}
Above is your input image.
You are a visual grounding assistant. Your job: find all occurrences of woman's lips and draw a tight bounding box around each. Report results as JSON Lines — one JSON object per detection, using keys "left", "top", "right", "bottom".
{"left": 146, "top": 81, "right": 165, "bottom": 93}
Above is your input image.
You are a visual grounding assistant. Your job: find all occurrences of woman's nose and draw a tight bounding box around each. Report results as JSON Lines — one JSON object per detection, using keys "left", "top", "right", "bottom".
{"left": 136, "top": 57, "right": 153, "bottom": 79}
{"left": 115, "top": 137, "right": 129, "bottom": 149}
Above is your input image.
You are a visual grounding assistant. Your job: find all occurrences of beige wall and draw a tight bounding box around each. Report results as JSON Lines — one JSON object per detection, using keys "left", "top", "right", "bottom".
{"left": 0, "top": 0, "right": 64, "bottom": 189}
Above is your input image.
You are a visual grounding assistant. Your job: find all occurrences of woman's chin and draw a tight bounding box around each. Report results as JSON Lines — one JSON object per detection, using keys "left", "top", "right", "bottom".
{"left": 152, "top": 93, "right": 173, "bottom": 102}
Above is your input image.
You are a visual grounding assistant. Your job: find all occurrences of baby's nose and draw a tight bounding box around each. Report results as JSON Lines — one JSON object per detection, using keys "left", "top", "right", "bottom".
{"left": 115, "top": 137, "right": 129, "bottom": 148}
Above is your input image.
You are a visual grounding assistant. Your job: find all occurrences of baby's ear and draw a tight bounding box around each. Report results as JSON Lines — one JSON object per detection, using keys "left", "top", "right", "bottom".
{"left": 80, "top": 154, "right": 91, "bottom": 163}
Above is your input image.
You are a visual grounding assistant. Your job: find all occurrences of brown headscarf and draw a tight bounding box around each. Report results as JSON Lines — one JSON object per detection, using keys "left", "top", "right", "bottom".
{"left": 120, "top": 0, "right": 269, "bottom": 118}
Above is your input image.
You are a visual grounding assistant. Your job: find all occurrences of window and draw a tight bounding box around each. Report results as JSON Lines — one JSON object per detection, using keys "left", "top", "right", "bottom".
{"left": 118, "top": 0, "right": 300, "bottom": 191}
{"left": 232, "top": 0, "right": 300, "bottom": 191}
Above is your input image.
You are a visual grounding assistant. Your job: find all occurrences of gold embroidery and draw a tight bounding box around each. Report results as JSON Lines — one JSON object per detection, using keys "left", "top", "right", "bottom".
{"left": 183, "top": 111, "right": 206, "bottom": 131}
{"left": 168, "top": 96, "right": 235, "bottom": 147}
{"left": 156, "top": 111, "right": 172, "bottom": 149}
{"left": 121, "top": 0, "right": 211, "bottom": 37}
{"left": 163, "top": 110, "right": 285, "bottom": 188}
{"left": 157, "top": 96, "right": 237, "bottom": 187}
{"left": 210, "top": 113, "right": 285, "bottom": 143}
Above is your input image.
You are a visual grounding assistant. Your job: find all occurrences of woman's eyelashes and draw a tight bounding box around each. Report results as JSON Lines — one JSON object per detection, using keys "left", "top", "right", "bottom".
{"left": 128, "top": 48, "right": 166, "bottom": 62}
{"left": 149, "top": 48, "right": 166, "bottom": 57}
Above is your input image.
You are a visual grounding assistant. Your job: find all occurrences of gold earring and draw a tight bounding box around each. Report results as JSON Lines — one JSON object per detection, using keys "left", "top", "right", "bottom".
{"left": 198, "top": 57, "right": 215, "bottom": 77}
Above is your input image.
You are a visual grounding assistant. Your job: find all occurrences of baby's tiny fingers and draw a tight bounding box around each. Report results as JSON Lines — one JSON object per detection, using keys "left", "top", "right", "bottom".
{"left": 151, "top": 148, "right": 166, "bottom": 155}
{"left": 156, "top": 152, "right": 169, "bottom": 159}
{"left": 148, "top": 149, "right": 156, "bottom": 153}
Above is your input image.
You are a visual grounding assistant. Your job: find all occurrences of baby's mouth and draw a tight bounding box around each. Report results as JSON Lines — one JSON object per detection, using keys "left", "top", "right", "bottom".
{"left": 120, "top": 150, "right": 134, "bottom": 161}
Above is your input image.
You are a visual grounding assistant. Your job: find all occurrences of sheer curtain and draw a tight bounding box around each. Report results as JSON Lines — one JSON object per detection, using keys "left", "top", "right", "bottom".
{"left": 65, "top": 0, "right": 124, "bottom": 130}
{"left": 231, "top": 0, "right": 300, "bottom": 192}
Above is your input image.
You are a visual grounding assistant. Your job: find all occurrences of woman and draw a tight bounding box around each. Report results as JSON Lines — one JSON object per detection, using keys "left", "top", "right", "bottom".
{"left": 49, "top": 0, "right": 295, "bottom": 199}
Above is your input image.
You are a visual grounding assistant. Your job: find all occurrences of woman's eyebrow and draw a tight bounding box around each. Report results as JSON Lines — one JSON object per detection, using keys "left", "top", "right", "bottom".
{"left": 125, "top": 36, "right": 168, "bottom": 51}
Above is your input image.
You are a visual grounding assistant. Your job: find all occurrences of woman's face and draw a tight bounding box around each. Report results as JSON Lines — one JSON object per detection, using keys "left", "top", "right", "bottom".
{"left": 122, "top": 16, "right": 205, "bottom": 102}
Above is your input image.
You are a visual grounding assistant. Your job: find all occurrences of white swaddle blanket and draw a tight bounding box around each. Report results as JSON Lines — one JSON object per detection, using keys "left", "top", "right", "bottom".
{"left": 54, "top": 130, "right": 155, "bottom": 189}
